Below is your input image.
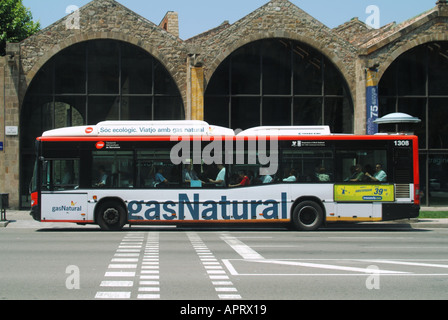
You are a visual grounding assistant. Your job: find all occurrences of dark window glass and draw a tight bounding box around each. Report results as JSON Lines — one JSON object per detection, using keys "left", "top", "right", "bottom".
{"left": 231, "top": 42, "right": 261, "bottom": 95}
{"left": 154, "top": 97, "right": 185, "bottom": 120}
{"left": 293, "top": 98, "right": 322, "bottom": 126}
{"left": 263, "top": 98, "right": 291, "bottom": 126}
{"left": 324, "top": 62, "right": 345, "bottom": 96}
{"left": 281, "top": 148, "right": 334, "bottom": 183}
{"left": 378, "top": 41, "right": 448, "bottom": 206}
{"left": 121, "top": 45, "right": 153, "bottom": 95}
{"left": 428, "top": 154, "right": 448, "bottom": 206}
{"left": 136, "top": 150, "right": 180, "bottom": 189}
{"left": 92, "top": 151, "right": 134, "bottom": 189}
{"left": 396, "top": 46, "right": 426, "bottom": 96}
{"left": 263, "top": 40, "right": 291, "bottom": 95}
{"left": 325, "top": 98, "right": 353, "bottom": 134}
{"left": 20, "top": 39, "right": 184, "bottom": 208}
{"left": 205, "top": 38, "right": 353, "bottom": 133}
{"left": 231, "top": 97, "right": 261, "bottom": 130}
{"left": 87, "top": 96, "right": 120, "bottom": 125}
{"left": 54, "top": 43, "right": 86, "bottom": 94}
{"left": 204, "top": 96, "right": 230, "bottom": 129}
{"left": 88, "top": 40, "right": 120, "bottom": 94}
{"left": 429, "top": 98, "right": 448, "bottom": 149}
{"left": 293, "top": 44, "right": 322, "bottom": 95}
{"left": 428, "top": 42, "right": 448, "bottom": 96}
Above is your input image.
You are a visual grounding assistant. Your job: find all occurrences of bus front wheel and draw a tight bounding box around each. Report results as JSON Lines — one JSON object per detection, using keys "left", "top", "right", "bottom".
{"left": 292, "top": 201, "right": 323, "bottom": 231}
{"left": 97, "top": 201, "right": 126, "bottom": 231}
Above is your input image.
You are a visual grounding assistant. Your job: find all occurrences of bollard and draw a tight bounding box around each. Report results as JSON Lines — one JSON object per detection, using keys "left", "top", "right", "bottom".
{"left": 0, "top": 194, "right": 8, "bottom": 221}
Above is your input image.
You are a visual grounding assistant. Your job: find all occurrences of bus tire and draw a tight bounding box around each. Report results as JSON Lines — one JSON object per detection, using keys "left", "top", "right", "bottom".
{"left": 97, "top": 201, "right": 126, "bottom": 231}
{"left": 292, "top": 201, "right": 323, "bottom": 231}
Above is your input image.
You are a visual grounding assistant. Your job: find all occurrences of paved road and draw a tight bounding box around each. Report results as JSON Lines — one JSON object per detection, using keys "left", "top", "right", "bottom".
{"left": 1, "top": 221, "right": 448, "bottom": 301}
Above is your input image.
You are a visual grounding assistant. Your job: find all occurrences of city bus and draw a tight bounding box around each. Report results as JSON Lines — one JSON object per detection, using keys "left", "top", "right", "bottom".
{"left": 30, "top": 121, "right": 420, "bottom": 231}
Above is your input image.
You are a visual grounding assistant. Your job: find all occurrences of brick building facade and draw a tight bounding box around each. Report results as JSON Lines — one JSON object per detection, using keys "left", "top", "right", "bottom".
{"left": 1, "top": 0, "right": 448, "bottom": 208}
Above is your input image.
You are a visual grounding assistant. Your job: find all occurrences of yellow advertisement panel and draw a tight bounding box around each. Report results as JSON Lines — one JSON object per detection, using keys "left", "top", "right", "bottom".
{"left": 334, "top": 185, "right": 395, "bottom": 202}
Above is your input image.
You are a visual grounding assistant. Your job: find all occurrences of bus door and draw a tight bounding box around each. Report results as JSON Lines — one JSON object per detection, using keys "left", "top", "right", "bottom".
{"left": 39, "top": 159, "right": 89, "bottom": 222}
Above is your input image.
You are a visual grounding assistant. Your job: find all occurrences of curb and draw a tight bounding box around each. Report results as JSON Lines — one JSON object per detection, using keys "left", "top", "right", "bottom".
{"left": 0, "top": 221, "right": 9, "bottom": 227}
{"left": 1, "top": 211, "right": 447, "bottom": 229}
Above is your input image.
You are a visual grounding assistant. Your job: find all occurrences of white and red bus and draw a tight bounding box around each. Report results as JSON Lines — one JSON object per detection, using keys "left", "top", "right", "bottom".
{"left": 30, "top": 121, "right": 420, "bottom": 231}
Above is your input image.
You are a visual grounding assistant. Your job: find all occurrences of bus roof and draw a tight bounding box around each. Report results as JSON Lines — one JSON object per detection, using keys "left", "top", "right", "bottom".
{"left": 237, "top": 126, "right": 331, "bottom": 136}
{"left": 41, "top": 121, "right": 333, "bottom": 138}
{"left": 41, "top": 121, "right": 235, "bottom": 137}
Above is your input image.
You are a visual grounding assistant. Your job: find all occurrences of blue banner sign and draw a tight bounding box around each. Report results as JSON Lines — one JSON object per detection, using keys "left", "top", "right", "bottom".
{"left": 366, "top": 69, "right": 379, "bottom": 135}
{"left": 0, "top": 142, "right": 3, "bottom": 151}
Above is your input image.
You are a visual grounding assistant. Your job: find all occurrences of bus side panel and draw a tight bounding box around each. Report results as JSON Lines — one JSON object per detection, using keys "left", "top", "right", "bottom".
{"left": 124, "top": 185, "right": 292, "bottom": 223}
{"left": 332, "top": 203, "right": 381, "bottom": 221}
{"left": 41, "top": 192, "right": 90, "bottom": 223}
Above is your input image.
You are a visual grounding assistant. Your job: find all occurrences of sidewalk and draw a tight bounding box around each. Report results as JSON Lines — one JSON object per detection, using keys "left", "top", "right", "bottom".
{"left": 1, "top": 210, "right": 448, "bottom": 229}
{"left": 0, "top": 210, "right": 78, "bottom": 229}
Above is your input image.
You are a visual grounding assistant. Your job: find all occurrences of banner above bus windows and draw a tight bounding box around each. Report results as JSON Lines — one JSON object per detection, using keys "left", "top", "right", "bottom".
{"left": 41, "top": 121, "right": 333, "bottom": 138}
{"left": 42, "top": 121, "right": 235, "bottom": 138}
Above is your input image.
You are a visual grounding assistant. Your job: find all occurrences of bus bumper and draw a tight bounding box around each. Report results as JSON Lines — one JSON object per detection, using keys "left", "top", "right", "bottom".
{"left": 382, "top": 203, "right": 420, "bottom": 221}
{"left": 30, "top": 205, "right": 41, "bottom": 222}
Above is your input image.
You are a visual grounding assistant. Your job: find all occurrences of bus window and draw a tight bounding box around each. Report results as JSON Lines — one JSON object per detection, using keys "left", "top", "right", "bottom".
{"left": 92, "top": 151, "right": 134, "bottom": 188}
{"left": 42, "top": 159, "right": 80, "bottom": 191}
{"left": 281, "top": 149, "right": 334, "bottom": 183}
{"left": 136, "top": 150, "right": 180, "bottom": 188}
{"left": 336, "top": 149, "right": 388, "bottom": 183}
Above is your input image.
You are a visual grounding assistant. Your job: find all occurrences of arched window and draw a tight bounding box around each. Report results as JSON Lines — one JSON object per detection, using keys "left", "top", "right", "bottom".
{"left": 379, "top": 41, "right": 448, "bottom": 206}
{"left": 20, "top": 39, "right": 184, "bottom": 207}
{"left": 204, "top": 39, "right": 353, "bottom": 133}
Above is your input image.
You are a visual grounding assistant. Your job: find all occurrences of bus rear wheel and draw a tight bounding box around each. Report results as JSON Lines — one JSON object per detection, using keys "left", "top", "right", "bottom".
{"left": 97, "top": 201, "right": 126, "bottom": 231}
{"left": 292, "top": 201, "right": 323, "bottom": 231}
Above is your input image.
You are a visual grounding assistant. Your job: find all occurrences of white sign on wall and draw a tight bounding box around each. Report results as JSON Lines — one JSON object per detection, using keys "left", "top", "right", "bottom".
{"left": 5, "top": 126, "right": 18, "bottom": 136}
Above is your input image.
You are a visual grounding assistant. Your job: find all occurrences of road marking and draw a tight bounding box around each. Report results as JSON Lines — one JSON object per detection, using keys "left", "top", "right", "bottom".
{"left": 95, "top": 233, "right": 145, "bottom": 299}
{"left": 362, "top": 259, "right": 448, "bottom": 269}
{"left": 100, "top": 281, "right": 134, "bottom": 287}
{"left": 188, "top": 232, "right": 242, "bottom": 300}
{"left": 137, "top": 232, "right": 160, "bottom": 299}
{"left": 220, "top": 235, "right": 413, "bottom": 276}
{"left": 248, "top": 259, "right": 410, "bottom": 274}
{"left": 95, "top": 292, "right": 131, "bottom": 299}
{"left": 108, "top": 264, "right": 138, "bottom": 269}
{"left": 221, "top": 234, "right": 264, "bottom": 260}
{"left": 105, "top": 271, "right": 136, "bottom": 277}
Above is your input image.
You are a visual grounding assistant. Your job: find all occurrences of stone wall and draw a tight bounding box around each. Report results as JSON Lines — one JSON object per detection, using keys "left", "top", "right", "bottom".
{"left": 19, "top": 0, "right": 188, "bottom": 110}
{"left": 0, "top": 44, "right": 21, "bottom": 207}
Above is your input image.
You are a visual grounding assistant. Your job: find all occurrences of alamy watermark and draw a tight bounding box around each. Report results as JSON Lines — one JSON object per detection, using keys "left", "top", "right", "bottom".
{"left": 65, "top": 265, "right": 80, "bottom": 290}
{"left": 366, "top": 265, "right": 381, "bottom": 290}
{"left": 366, "top": 5, "right": 380, "bottom": 29}
{"left": 169, "top": 134, "right": 279, "bottom": 176}
{"left": 65, "top": 5, "right": 80, "bottom": 30}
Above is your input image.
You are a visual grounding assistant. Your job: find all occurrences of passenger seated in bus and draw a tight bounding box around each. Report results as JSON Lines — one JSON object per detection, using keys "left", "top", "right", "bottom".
{"left": 365, "top": 163, "right": 387, "bottom": 182}
{"left": 229, "top": 171, "right": 250, "bottom": 188}
{"left": 209, "top": 164, "right": 226, "bottom": 187}
{"left": 349, "top": 164, "right": 365, "bottom": 182}
{"left": 260, "top": 174, "right": 273, "bottom": 184}
{"left": 154, "top": 167, "right": 169, "bottom": 187}
{"left": 317, "top": 167, "right": 330, "bottom": 182}
{"left": 95, "top": 166, "right": 108, "bottom": 187}
{"left": 182, "top": 160, "right": 203, "bottom": 187}
{"left": 283, "top": 169, "right": 297, "bottom": 182}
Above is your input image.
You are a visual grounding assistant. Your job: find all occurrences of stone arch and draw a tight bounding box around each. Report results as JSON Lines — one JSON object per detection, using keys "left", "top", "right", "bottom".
{"left": 206, "top": 30, "right": 354, "bottom": 102}
{"left": 378, "top": 33, "right": 448, "bottom": 81}
{"left": 204, "top": 37, "right": 354, "bottom": 133}
{"left": 24, "top": 32, "right": 186, "bottom": 109}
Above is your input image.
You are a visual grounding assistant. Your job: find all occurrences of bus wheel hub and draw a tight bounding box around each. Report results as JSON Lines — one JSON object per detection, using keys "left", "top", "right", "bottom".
{"left": 103, "top": 208, "right": 119, "bottom": 225}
